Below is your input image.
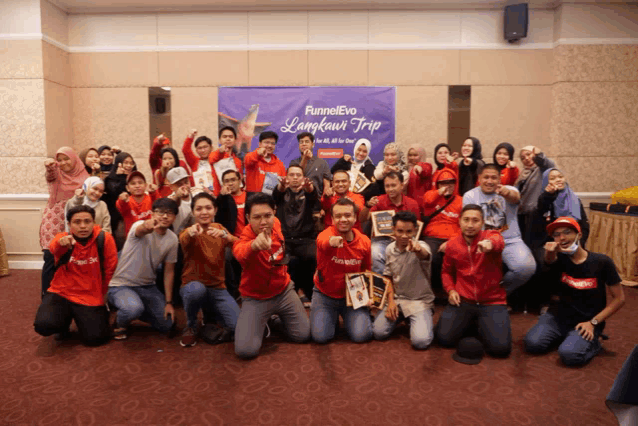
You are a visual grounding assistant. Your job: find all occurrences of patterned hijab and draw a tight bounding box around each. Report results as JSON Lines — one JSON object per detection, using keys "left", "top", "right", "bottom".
{"left": 48, "top": 147, "right": 90, "bottom": 208}
{"left": 384, "top": 142, "right": 407, "bottom": 172}
{"left": 542, "top": 168, "right": 581, "bottom": 220}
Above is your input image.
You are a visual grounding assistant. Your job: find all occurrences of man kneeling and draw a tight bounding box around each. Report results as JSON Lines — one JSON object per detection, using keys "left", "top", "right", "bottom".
{"left": 34, "top": 205, "right": 117, "bottom": 346}
{"left": 373, "top": 211, "right": 434, "bottom": 350}
{"left": 524, "top": 217, "right": 625, "bottom": 366}
{"left": 233, "top": 193, "right": 310, "bottom": 359}
{"left": 436, "top": 204, "right": 511, "bottom": 358}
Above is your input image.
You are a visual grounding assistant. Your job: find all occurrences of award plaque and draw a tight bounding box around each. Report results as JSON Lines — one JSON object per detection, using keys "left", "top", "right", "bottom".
{"left": 352, "top": 171, "right": 371, "bottom": 194}
{"left": 370, "top": 273, "right": 391, "bottom": 309}
{"left": 345, "top": 273, "right": 370, "bottom": 309}
{"left": 371, "top": 210, "right": 395, "bottom": 238}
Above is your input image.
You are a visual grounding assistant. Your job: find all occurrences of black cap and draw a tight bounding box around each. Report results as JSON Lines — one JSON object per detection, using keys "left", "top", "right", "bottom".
{"left": 452, "top": 337, "right": 484, "bottom": 365}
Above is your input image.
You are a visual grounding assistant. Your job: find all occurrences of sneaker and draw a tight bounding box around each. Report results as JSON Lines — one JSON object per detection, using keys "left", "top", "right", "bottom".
{"left": 113, "top": 327, "right": 128, "bottom": 340}
{"left": 180, "top": 327, "right": 197, "bottom": 347}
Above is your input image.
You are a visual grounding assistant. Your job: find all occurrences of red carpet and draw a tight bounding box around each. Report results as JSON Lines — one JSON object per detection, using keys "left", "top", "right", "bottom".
{"left": 1, "top": 270, "right": 635, "bottom": 425}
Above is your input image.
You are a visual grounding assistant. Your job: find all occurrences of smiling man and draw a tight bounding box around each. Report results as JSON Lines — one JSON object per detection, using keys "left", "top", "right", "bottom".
{"left": 462, "top": 164, "right": 536, "bottom": 298}
{"left": 244, "top": 131, "right": 286, "bottom": 194}
{"left": 289, "top": 131, "right": 332, "bottom": 198}
{"left": 523, "top": 217, "right": 625, "bottom": 366}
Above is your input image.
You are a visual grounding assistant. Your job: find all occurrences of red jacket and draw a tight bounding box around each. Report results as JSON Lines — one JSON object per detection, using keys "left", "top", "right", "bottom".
{"left": 116, "top": 192, "right": 159, "bottom": 235}
{"left": 432, "top": 160, "right": 459, "bottom": 189}
{"left": 442, "top": 230, "right": 506, "bottom": 305}
{"left": 181, "top": 136, "right": 201, "bottom": 173}
{"left": 314, "top": 226, "right": 371, "bottom": 299}
{"left": 422, "top": 168, "right": 462, "bottom": 240}
{"left": 406, "top": 161, "right": 433, "bottom": 208}
{"left": 499, "top": 166, "right": 520, "bottom": 186}
{"left": 48, "top": 226, "right": 118, "bottom": 306}
{"left": 244, "top": 150, "right": 286, "bottom": 193}
{"left": 208, "top": 149, "right": 243, "bottom": 196}
{"left": 232, "top": 218, "right": 290, "bottom": 300}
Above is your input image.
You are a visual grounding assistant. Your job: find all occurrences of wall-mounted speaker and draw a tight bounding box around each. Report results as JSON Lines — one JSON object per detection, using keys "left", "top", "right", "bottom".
{"left": 504, "top": 3, "right": 528, "bottom": 43}
{"left": 155, "top": 97, "right": 166, "bottom": 114}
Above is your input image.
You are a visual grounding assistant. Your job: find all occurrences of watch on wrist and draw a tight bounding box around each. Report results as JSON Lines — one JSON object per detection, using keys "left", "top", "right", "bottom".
{"left": 590, "top": 318, "right": 598, "bottom": 326}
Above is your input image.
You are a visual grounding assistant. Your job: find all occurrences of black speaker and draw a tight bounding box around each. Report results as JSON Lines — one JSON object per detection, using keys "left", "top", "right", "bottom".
{"left": 504, "top": 3, "right": 528, "bottom": 43}
{"left": 155, "top": 97, "right": 166, "bottom": 114}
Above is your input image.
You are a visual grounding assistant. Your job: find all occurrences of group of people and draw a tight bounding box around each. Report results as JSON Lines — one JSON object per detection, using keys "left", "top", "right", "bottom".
{"left": 33, "top": 129, "right": 625, "bottom": 366}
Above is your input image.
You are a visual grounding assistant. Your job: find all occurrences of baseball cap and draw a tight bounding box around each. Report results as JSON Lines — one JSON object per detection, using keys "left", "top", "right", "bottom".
{"left": 546, "top": 216, "right": 581, "bottom": 236}
{"left": 166, "top": 167, "right": 189, "bottom": 184}
{"left": 126, "top": 171, "right": 146, "bottom": 184}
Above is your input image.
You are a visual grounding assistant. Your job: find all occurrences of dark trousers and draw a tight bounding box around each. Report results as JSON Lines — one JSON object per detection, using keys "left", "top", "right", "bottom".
{"left": 41, "top": 250, "right": 56, "bottom": 297}
{"left": 224, "top": 246, "right": 242, "bottom": 300}
{"left": 286, "top": 238, "right": 317, "bottom": 299}
{"left": 436, "top": 302, "right": 512, "bottom": 357}
{"left": 423, "top": 237, "right": 446, "bottom": 293}
{"left": 34, "top": 292, "right": 110, "bottom": 346}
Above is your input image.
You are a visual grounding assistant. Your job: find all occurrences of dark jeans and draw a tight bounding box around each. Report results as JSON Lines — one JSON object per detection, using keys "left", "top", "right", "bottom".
{"left": 436, "top": 302, "right": 512, "bottom": 357}
{"left": 34, "top": 292, "right": 110, "bottom": 346}
{"left": 286, "top": 238, "right": 317, "bottom": 299}
{"left": 423, "top": 237, "right": 446, "bottom": 293}
{"left": 224, "top": 246, "right": 242, "bottom": 300}
{"left": 41, "top": 250, "right": 55, "bottom": 297}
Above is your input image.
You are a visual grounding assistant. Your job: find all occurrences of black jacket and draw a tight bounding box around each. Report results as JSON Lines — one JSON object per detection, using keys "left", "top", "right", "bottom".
{"left": 215, "top": 191, "right": 258, "bottom": 235}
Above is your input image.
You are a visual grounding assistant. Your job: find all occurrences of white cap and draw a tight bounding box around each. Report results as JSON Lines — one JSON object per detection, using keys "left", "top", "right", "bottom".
{"left": 166, "top": 167, "right": 189, "bottom": 184}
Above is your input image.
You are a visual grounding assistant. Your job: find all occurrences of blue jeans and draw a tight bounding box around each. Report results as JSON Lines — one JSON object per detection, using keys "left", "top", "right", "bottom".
{"left": 373, "top": 305, "right": 434, "bottom": 350}
{"left": 310, "top": 287, "right": 373, "bottom": 344}
{"left": 371, "top": 237, "right": 392, "bottom": 275}
{"left": 524, "top": 312, "right": 602, "bottom": 366}
{"left": 180, "top": 281, "right": 240, "bottom": 331}
{"left": 436, "top": 302, "right": 512, "bottom": 357}
{"left": 108, "top": 285, "right": 173, "bottom": 333}
{"left": 502, "top": 238, "right": 536, "bottom": 295}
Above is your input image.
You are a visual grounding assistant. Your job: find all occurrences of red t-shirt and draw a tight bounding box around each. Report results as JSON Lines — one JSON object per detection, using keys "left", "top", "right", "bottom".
{"left": 370, "top": 194, "right": 421, "bottom": 217}
{"left": 314, "top": 226, "right": 371, "bottom": 299}
{"left": 232, "top": 192, "right": 247, "bottom": 237}
{"left": 243, "top": 151, "right": 286, "bottom": 193}
{"left": 116, "top": 192, "right": 158, "bottom": 235}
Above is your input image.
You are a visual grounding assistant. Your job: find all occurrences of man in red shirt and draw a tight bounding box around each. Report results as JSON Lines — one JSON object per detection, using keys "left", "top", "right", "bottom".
{"left": 311, "top": 198, "right": 373, "bottom": 344}
{"left": 359, "top": 171, "right": 421, "bottom": 274}
{"left": 243, "top": 131, "right": 286, "bottom": 194}
{"left": 320, "top": 170, "right": 365, "bottom": 230}
{"left": 232, "top": 193, "right": 310, "bottom": 359}
{"left": 34, "top": 205, "right": 118, "bottom": 347}
{"left": 208, "top": 127, "right": 243, "bottom": 195}
{"left": 436, "top": 204, "right": 511, "bottom": 358}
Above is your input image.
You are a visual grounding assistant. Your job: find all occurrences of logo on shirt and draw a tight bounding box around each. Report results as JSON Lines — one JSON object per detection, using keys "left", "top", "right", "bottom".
{"left": 269, "top": 245, "right": 284, "bottom": 263}
{"left": 137, "top": 210, "right": 152, "bottom": 220}
{"left": 434, "top": 204, "right": 459, "bottom": 219}
{"left": 69, "top": 256, "right": 98, "bottom": 266}
{"left": 331, "top": 256, "right": 363, "bottom": 266}
{"left": 480, "top": 198, "right": 506, "bottom": 230}
{"left": 561, "top": 273, "right": 597, "bottom": 290}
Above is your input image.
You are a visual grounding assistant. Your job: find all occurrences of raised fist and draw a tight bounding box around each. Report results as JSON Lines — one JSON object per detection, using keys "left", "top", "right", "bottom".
{"left": 111, "top": 145, "right": 121, "bottom": 153}
{"left": 251, "top": 230, "right": 272, "bottom": 251}
{"left": 303, "top": 149, "right": 313, "bottom": 159}
{"left": 477, "top": 240, "right": 493, "bottom": 253}
{"left": 367, "top": 196, "right": 379, "bottom": 208}
{"left": 413, "top": 165, "right": 423, "bottom": 175}
{"left": 118, "top": 192, "right": 130, "bottom": 202}
{"left": 343, "top": 154, "right": 352, "bottom": 163}
{"left": 188, "top": 129, "right": 198, "bottom": 139}
{"left": 257, "top": 147, "right": 267, "bottom": 157}
{"left": 148, "top": 183, "right": 158, "bottom": 192}
{"left": 544, "top": 241, "right": 559, "bottom": 253}
{"left": 44, "top": 158, "right": 56, "bottom": 169}
{"left": 91, "top": 162, "right": 101, "bottom": 171}
{"left": 75, "top": 188, "right": 85, "bottom": 198}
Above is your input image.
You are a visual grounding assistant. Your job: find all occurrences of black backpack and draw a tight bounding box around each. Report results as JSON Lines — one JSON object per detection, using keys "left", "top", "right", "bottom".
{"left": 54, "top": 231, "right": 106, "bottom": 278}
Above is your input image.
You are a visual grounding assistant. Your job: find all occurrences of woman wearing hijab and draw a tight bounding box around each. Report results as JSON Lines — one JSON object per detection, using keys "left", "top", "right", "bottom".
{"left": 516, "top": 145, "right": 556, "bottom": 248}
{"left": 331, "top": 138, "right": 377, "bottom": 200}
{"left": 103, "top": 152, "right": 137, "bottom": 245}
{"left": 405, "top": 144, "right": 433, "bottom": 206}
{"left": 431, "top": 143, "right": 459, "bottom": 188}
{"left": 40, "top": 147, "right": 90, "bottom": 295}
{"left": 493, "top": 142, "right": 519, "bottom": 186}
{"left": 537, "top": 168, "right": 589, "bottom": 247}
{"left": 78, "top": 147, "right": 101, "bottom": 176}
{"left": 97, "top": 145, "right": 117, "bottom": 180}
{"left": 373, "top": 143, "right": 409, "bottom": 196}
{"left": 457, "top": 137, "right": 484, "bottom": 196}
{"left": 64, "top": 176, "right": 111, "bottom": 233}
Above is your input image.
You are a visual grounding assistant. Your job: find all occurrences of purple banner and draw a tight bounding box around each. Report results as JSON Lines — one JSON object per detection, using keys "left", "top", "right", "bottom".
{"left": 218, "top": 86, "right": 396, "bottom": 167}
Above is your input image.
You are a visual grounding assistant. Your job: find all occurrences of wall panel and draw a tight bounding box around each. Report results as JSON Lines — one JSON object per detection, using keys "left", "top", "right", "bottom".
{"left": 395, "top": 86, "right": 448, "bottom": 153}
{"left": 460, "top": 50, "right": 553, "bottom": 85}
{"left": 70, "top": 52, "right": 159, "bottom": 87}
{"left": 158, "top": 51, "right": 248, "bottom": 87}
{"left": 248, "top": 51, "right": 308, "bottom": 86}
{"left": 0, "top": 79, "right": 46, "bottom": 157}
{"left": 0, "top": 40, "right": 43, "bottom": 79}
{"left": 369, "top": 50, "right": 460, "bottom": 86}
{"left": 308, "top": 51, "right": 368, "bottom": 86}
{"left": 171, "top": 87, "right": 219, "bottom": 150}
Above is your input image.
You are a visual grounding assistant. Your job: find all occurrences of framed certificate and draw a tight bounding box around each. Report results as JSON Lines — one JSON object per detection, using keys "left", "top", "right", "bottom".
{"left": 352, "top": 171, "right": 371, "bottom": 194}
{"left": 370, "top": 273, "right": 391, "bottom": 309}
{"left": 371, "top": 210, "right": 395, "bottom": 238}
{"left": 345, "top": 273, "right": 370, "bottom": 309}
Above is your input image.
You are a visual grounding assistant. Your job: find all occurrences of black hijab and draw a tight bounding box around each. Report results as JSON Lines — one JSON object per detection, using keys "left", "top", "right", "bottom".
{"left": 493, "top": 142, "right": 515, "bottom": 172}
{"left": 434, "top": 143, "right": 452, "bottom": 170}
{"left": 97, "top": 145, "right": 114, "bottom": 172}
{"left": 466, "top": 137, "right": 483, "bottom": 160}
{"left": 106, "top": 152, "right": 137, "bottom": 180}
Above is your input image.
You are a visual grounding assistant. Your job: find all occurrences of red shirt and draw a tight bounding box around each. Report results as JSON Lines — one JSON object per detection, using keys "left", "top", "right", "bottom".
{"left": 232, "top": 192, "right": 247, "bottom": 237}
{"left": 116, "top": 192, "right": 159, "bottom": 235}
{"left": 232, "top": 218, "right": 290, "bottom": 300}
{"left": 315, "top": 226, "right": 371, "bottom": 299}
{"left": 499, "top": 166, "right": 520, "bottom": 186}
{"left": 209, "top": 149, "right": 243, "bottom": 196}
{"left": 48, "top": 226, "right": 118, "bottom": 306}
{"left": 321, "top": 191, "right": 365, "bottom": 230}
{"left": 370, "top": 194, "right": 421, "bottom": 217}
{"left": 442, "top": 230, "right": 506, "bottom": 305}
{"left": 244, "top": 150, "right": 286, "bottom": 193}
{"left": 149, "top": 136, "right": 194, "bottom": 185}
{"left": 422, "top": 167, "right": 462, "bottom": 239}
{"left": 406, "top": 162, "right": 433, "bottom": 208}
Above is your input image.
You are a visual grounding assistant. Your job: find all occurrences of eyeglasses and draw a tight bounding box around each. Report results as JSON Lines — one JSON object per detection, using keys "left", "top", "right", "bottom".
{"left": 223, "top": 178, "right": 239, "bottom": 183}
{"left": 153, "top": 210, "right": 175, "bottom": 217}
{"left": 552, "top": 229, "right": 576, "bottom": 238}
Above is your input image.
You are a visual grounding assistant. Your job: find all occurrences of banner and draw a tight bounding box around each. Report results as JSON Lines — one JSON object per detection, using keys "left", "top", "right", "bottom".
{"left": 218, "top": 86, "right": 396, "bottom": 167}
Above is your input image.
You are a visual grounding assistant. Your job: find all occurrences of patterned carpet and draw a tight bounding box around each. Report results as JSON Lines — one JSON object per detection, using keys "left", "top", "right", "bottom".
{"left": 1, "top": 270, "right": 635, "bottom": 425}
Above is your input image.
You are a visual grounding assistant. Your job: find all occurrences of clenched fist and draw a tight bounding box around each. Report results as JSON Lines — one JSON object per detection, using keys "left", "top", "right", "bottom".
{"left": 544, "top": 241, "right": 559, "bottom": 253}
{"left": 251, "top": 230, "right": 272, "bottom": 251}
{"left": 477, "top": 240, "right": 493, "bottom": 253}
{"left": 118, "top": 192, "right": 130, "bottom": 202}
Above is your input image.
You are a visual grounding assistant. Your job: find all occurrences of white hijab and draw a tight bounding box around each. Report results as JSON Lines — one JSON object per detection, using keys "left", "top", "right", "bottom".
{"left": 351, "top": 138, "right": 372, "bottom": 173}
{"left": 82, "top": 176, "right": 103, "bottom": 208}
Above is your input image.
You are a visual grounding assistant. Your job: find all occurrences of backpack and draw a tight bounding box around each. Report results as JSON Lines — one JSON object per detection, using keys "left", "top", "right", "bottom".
{"left": 54, "top": 231, "right": 106, "bottom": 279}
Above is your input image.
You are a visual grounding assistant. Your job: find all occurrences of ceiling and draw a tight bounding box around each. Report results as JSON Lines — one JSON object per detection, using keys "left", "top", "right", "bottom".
{"left": 49, "top": 0, "right": 631, "bottom": 14}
